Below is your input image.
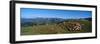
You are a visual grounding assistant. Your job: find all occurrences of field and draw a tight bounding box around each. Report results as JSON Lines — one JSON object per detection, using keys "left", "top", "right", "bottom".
{"left": 21, "top": 20, "right": 92, "bottom": 35}
{"left": 20, "top": 8, "right": 92, "bottom": 35}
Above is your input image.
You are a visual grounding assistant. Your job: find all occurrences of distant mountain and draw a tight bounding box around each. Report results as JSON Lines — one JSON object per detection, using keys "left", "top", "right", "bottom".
{"left": 21, "top": 18, "right": 65, "bottom": 26}
{"left": 21, "top": 18, "right": 65, "bottom": 23}
{"left": 79, "top": 17, "right": 92, "bottom": 21}
{"left": 21, "top": 17, "right": 92, "bottom": 26}
{"left": 84, "top": 18, "right": 92, "bottom": 21}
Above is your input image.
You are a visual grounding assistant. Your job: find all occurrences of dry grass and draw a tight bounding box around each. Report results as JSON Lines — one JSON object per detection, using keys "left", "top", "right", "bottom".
{"left": 21, "top": 20, "right": 92, "bottom": 35}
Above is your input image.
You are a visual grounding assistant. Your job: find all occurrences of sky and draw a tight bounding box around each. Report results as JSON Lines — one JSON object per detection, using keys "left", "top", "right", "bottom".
{"left": 20, "top": 8, "right": 92, "bottom": 19}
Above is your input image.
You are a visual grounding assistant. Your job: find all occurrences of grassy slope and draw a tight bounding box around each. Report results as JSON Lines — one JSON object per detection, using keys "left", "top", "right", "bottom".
{"left": 21, "top": 20, "right": 92, "bottom": 35}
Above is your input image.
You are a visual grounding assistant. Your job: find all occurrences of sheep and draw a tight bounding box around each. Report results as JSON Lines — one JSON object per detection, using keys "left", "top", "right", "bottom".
{"left": 58, "top": 22, "right": 82, "bottom": 31}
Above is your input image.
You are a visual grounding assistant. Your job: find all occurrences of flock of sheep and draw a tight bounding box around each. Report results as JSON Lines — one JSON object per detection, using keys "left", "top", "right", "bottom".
{"left": 58, "top": 22, "right": 83, "bottom": 31}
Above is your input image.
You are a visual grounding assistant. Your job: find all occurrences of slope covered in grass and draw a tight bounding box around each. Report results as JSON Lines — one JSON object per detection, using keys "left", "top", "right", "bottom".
{"left": 21, "top": 20, "right": 91, "bottom": 35}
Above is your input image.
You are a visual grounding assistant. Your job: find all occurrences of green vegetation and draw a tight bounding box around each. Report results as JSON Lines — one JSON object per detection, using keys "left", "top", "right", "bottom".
{"left": 21, "top": 20, "right": 92, "bottom": 35}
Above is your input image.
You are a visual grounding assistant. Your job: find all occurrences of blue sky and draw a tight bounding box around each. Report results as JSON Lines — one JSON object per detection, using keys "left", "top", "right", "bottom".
{"left": 20, "top": 8, "right": 92, "bottom": 19}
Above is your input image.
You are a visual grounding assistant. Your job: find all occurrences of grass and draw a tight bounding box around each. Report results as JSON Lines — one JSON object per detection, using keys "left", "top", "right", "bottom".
{"left": 21, "top": 20, "right": 92, "bottom": 35}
